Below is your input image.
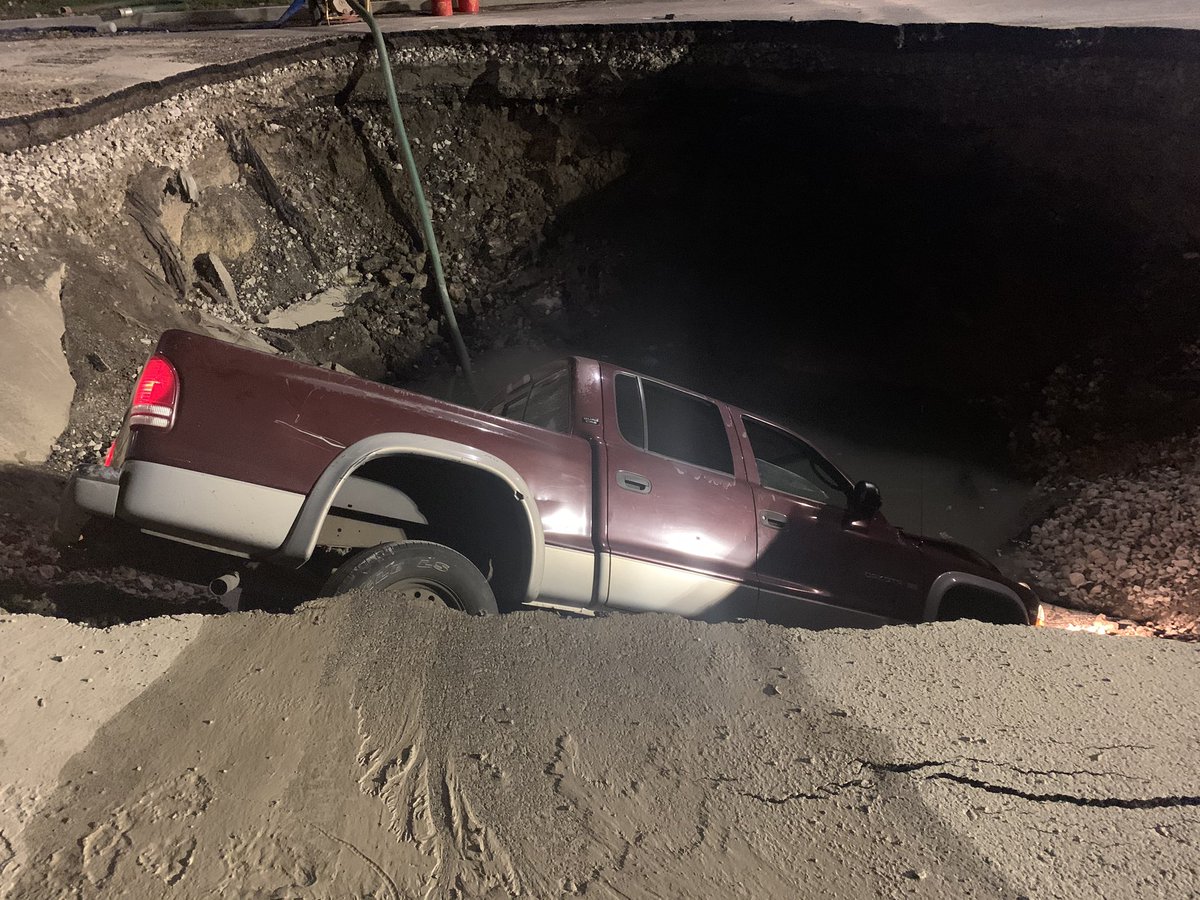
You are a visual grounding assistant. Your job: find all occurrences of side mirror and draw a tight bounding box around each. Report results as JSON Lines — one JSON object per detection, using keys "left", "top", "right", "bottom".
{"left": 851, "top": 480, "right": 882, "bottom": 517}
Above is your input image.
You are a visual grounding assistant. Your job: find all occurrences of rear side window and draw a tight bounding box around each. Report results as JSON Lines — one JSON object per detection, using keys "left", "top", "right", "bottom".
{"left": 524, "top": 369, "right": 570, "bottom": 434}
{"left": 494, "top": 385, "right": 531, "bottom": 420}
{"left": 615, "top": 373, "right": 733, "bottom": 475}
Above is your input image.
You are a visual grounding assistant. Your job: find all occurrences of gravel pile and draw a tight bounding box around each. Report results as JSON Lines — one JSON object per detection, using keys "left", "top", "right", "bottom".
{"left": 1025, "top": 431, "right": 1200, "bottom": 633}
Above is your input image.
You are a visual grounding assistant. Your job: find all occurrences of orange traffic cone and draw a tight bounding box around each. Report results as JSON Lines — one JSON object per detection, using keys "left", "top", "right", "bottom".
{"left": 431, "top": 0, "right": 452, "bottom": 15}
{"left": 458, "top": 0, "right": 478, "bottom": 12}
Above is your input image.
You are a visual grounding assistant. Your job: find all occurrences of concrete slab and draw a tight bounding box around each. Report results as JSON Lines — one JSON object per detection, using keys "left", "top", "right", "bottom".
{"left": 0, "top": 267, "right": 75, "bottom": 465}
{"left": 0, "top": 31, "right": 335, "bottom": 119}
{"left": 265, "top": 284, "right": 353, "bottom": 329}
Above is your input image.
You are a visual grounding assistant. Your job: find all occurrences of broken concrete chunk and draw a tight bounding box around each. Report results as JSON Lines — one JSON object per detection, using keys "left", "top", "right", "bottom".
{"left": 194, "top": 253, "right": 237, "bottom": 304}
{"left": 410, "top": 273, "right": 429, "bottom": 291}
{"left": 176, "top": 168, "right": 199, "bottom": 205}
{"left": 358, "top": 254, "right": 389, "bottom": 275}
{"left": 195, "top": 280, "right": 226, "bottom": 305}
{"left": 265, "top": 285, "right": 351, "bottom": 330}
{"left": 0, "top": 266, "right": 75, "bottom": 464}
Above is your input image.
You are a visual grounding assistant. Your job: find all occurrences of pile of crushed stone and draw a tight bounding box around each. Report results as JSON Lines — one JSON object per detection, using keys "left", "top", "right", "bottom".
{"left": 3, "top": 595, "right": 1199, "bottom": 899}
{"left": 1024, "top": 431, "right": 1200, "bottom": 637}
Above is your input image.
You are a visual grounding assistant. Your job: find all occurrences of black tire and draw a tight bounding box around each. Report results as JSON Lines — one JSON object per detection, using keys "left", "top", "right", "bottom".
{"left": 320, "top": 540, "right": 498, "bottom": 615}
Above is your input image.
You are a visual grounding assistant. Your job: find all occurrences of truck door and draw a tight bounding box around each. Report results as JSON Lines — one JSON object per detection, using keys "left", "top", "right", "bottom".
{"left": 602, "top": 371, "right": 758, "bottom": 620}
{"left": 738, "top": 416, "right": 919, "bottom": 627}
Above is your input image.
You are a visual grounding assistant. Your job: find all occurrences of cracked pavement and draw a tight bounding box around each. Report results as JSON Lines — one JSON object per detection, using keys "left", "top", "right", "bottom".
{"left": 2, "top": 599, "right": 1198, "bottom": 897}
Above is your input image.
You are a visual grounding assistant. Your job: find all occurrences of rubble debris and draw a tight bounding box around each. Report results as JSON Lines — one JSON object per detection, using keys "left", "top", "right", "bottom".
{"left": 193, "top": 252, "right": 238, "bottom": 304}
{"left": 216, "top": 119, "right": 323, "bottom": 269}
{"left": 1025, "top": 430, "right": 1200, "bottom": 634}
{"left": 176, "top": 167, "right": 199, "bottom": 205}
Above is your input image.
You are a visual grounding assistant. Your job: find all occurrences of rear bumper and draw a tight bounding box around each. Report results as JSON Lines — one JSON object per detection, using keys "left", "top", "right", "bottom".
{"left": 54, "top": 464, "right": 121, "bottom": 545}
{"left": 55, "top": 460, "right": 305, "bottom": 557}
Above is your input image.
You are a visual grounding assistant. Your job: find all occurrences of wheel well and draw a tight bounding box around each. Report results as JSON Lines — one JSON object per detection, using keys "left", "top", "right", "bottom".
{"left": 348, "top": 454, "right": 533, "bottom": 610}
{"left": 937, "top": 585, "right": 1028, "bottom": 625}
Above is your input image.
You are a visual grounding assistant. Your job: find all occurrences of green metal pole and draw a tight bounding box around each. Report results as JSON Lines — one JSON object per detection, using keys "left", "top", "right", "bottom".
{"left": 341, "top": 0, "right": 479, "bottom": 403}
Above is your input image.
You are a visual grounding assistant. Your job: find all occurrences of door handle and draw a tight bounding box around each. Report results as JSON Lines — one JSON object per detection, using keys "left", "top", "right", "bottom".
{"left": 761, "top": 511, "right": 788, "bottom": 529}
{"left": 616, "top": 470, "right": 652, "bottom": 494}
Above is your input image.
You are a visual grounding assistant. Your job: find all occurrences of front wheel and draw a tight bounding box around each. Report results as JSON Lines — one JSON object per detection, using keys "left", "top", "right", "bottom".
{"left": 320, "top": 540, "right": 498, "bottom": 615}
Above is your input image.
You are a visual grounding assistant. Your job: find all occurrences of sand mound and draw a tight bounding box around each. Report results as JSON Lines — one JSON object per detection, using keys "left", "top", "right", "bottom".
{"left": 2, "top": 598, "right": 1199, "bottom": 899}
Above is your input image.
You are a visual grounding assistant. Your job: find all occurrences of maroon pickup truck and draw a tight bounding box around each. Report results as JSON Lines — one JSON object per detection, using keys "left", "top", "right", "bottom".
{"left": 59, "top": 329, "right": 1040, "bottom": 628}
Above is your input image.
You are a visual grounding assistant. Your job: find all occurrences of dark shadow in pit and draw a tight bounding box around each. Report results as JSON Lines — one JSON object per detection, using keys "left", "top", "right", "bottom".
{"left": 503, "top": 30, "right": 1200, "bottom": 472}
{"left": 0, "top": 579, "right": 220, "bottom": 625}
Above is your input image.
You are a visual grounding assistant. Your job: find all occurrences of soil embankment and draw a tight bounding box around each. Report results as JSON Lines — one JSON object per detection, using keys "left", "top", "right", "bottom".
{"left": 2, "top": 597, "right": 1199, "bottom": 898}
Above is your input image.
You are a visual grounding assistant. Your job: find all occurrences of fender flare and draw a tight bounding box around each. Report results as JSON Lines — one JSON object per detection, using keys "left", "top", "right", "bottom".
{"left": 924, "top": 571, "right": 1029, "bottom": 624}
{"left": 271, "top": 433, "right": 545, "bottom": 601}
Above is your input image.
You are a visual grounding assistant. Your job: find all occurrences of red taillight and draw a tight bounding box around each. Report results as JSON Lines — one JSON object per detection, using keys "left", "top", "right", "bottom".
{"left": 103, "top": 440, "right": 116, "bottom": 466}
{"left": 128, "top": 354, "right": 179, "bottom": 430}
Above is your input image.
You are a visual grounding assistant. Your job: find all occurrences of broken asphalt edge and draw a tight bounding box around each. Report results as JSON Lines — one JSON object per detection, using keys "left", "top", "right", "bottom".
{"left": 0, "top": 34, "right": 358, "bottom": 154}
{"left": 3, "top": 20, "right": 1200, "bottom": 154}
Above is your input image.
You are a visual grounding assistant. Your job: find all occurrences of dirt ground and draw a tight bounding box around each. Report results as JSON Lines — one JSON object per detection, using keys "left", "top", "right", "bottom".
{"left": 1, "top": 595, "right": 1199, "bottom": 899}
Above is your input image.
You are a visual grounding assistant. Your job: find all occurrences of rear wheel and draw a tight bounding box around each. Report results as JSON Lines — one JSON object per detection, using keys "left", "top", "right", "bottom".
{"left": 320, "top": 540, "right": 498, "bottom": 615}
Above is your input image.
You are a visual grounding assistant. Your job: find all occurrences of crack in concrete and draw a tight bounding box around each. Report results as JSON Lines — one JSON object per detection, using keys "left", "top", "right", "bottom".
{"left": 737, "top": 777, "right": 868, "bottom": 806}
{"left": 899, "top": 755, "right": 1151, "bottom": 783}
{"left": 865, "top": 760, "right": 1200, "bottom": 810}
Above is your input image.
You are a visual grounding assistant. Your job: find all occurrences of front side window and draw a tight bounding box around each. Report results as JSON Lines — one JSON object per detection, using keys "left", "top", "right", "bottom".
{"left": 615, "top": 373, "right": 733, "bottom": 475}
{"left": 743, "top": 417, "right": 848, "bottom": 507}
